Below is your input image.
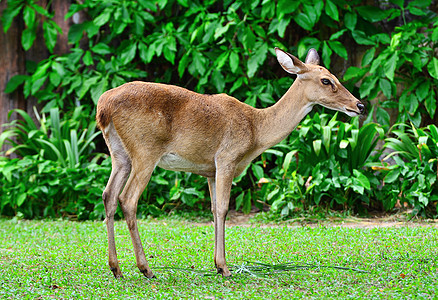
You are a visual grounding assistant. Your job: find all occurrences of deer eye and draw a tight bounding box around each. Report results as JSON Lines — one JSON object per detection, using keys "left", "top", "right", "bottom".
{"left": 321, "top": 78, "right": 331, "bottom": 85}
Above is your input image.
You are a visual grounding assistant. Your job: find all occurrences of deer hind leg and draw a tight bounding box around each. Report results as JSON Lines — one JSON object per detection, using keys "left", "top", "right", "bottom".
{"left": 102, "top": 124, "right": 131, "bottom": 278}
{"left": 212, "top": 164, "right": 235, "bottom": 277}
{"left": 118, "top": 156, "right": 159, "bottom": 279}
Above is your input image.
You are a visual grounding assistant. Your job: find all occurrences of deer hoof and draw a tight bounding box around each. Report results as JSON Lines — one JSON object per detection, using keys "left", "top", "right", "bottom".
{"left": 140, "top": 269, "right": 156, "bottom": 279}
{"left": 217, "top": 267, "right": 232, "bottom": 277}
{"left": 110, "top": 267, "right": 123, "bottom": 279}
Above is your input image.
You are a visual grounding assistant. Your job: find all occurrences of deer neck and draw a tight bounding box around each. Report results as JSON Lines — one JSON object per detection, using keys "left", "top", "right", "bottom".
{"left": 255, "top": 79, "right": 313, "bottom": 149}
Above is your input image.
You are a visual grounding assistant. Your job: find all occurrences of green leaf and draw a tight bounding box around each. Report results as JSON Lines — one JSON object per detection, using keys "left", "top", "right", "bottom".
{"left": 415, "top": 81, "right": 430, "bottom": 101}
{"left": 2, "top": 2, "right": 23, "bottom": 33}
{"left": 16, "top": 193, "right": 27, "bottom": 207}
{"left": 379, "top": 78, "right": 392, "bottom": 99}
{"left": 390, "top": 0, "right": 404, "bottom": 8}
{"left": 229, "top": 51, "right": 240, "bottom": 74}
{"left": 277, "top": 0, "right": 300, "bottom": 19}
{"left": 22, "top": 26, "right": 36, "bottom": 51}
{"left": 343, "top": 66, "right": 364, "bottom": 81}
{"left": 30, "top": 3, "right": 50, "bottom": 17}
{"left": 390, "top": 32, "right": 402, "bottom": 51}
{"left": 425, "top": 92, "right": 436, "bottom": 118}
{"left": 90, "top": 78, "right": 108, "bottom": 105}
{"left": 94, "top": 8, "right": 112, "bottom": 26}
{"left": 92, "top": 43, "right": 111, "bottom": 55}
{"left": 191, "top": 51, "right": 207, "bottom": 76}
{"left": 340, "top": 140, "right": 349, "bottom": 149}
{"left": 243, "top": 192, "right": 252, "bottom": 214}
{"left": 282, "top": 150, "right": 298, "bottom": 175}
{"left": 235, "top": 192, "right": 244, "bottom": 211}
{"left": 82, "top": 50, "right": 93, "bottom": 66}
{"left": 353, "top": 169, "right": 370, "bottom": 190}
{"left": 304, "top": 2, "right": 323, "bottom": 25}
{"left": 214, "top": 51, "right": 229, "bottom": 69}
{"left": 384, "top": 168, "right": 400, "bottom": 183}
{"left": 376, "top": 107, "right": 390, "bottom": 126}
{"left": 359, "top": 76, "right": 378, "bottom": 98}
{"left": 325, "top": 0, "right": 339, "bottom": 21}
{"left": 214, "top": 22, "right": 231, "bottom": 39}
{"left": 133, "top": 13, "right": 145, "bottom": 36}
{"left": 322, "top": 126, "right": 331, "bottom": 153}
{"left": 211, "top": 70, "right": 225, "bottom": 92}
{"left": 68, "top": 23, "right": 85, "bottom": 44}
{"left": 295, "top": 13, "right": 313, "bottom": 31}
{"left": 432, "top": 27, "right": 438, "bottom": 42}
{"left": 427, "top": 57, "right": 438, "bottom": 79}
{"left": 138, "top": 0, "right": 158, "bottom": 11}
{"left": 49, "top": 71, "right": 61, "bottom": 87}
{"left": 242, "top": 27, "right": 256, "bottom": 50}
{"left": 178, "top": 51, "right": 191, "bottom": 78}
{"left": 384, "top": 52, "right": 399, "bottom": 81}
{"left": 247, "top": 43, "right": 268, "bottom": 78}
{"left": 344, "top": 12, "right": 357, "bottom": 31}
{"left": 43, "top": 21, "right": 59, "bottom": 53}
{"left": 77, "top": 76, "right": 99, "bottom": 100}
{"left": 329, "top": 29, "right": 347, "bottom": 41}
{"left": 356, "top": 6, "right": 391, "bottom": 22}
{"left": 328, "top": 40, "right": 347, "bottom": 60}
{"left": 120, "top": 42, "right": 137, "bottom": 65}
{"left": 31, "top": 76, "right": 47, "bottom": 95}
{"left": 251, "top": 164, "right": 264, "bottom": 180}
{"left": 4, "top": 75, "right": 28, "bottom": 93}
{"left": 322, "top": 42, "right": 332, "bottom": 68}
{"left": 269, "top": 17, "right": 291, "bottom": 38}
{"left": 351, "top": 30, "right": 375, "bottom": 45}
{"left": 361, "top": 47, "right": 375, "bottom": 67}
{"left": 23, "top": 5, "right": 36, "bottom": 28}
{"left": 313, "top": 139, "right": 322, "bottom": 156}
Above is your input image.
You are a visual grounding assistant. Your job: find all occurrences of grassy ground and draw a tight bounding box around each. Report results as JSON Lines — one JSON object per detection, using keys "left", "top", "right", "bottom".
{"left": 0, "top": 217, "right": 437, "bottom": 299}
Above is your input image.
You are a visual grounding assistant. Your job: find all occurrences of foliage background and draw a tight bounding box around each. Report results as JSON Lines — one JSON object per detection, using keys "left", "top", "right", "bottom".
{"left": 0, "top": 0, "right": 437, "bottom": 219}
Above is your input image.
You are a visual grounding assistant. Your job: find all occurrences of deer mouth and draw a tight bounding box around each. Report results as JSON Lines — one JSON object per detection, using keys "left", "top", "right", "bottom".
{"left": 345, "top": 108, "right": 361, "bottom": 117}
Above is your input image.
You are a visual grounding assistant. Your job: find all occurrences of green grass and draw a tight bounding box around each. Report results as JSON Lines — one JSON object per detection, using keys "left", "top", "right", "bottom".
{"left": 0, "top": 218, "right": 437, "bottom": 299}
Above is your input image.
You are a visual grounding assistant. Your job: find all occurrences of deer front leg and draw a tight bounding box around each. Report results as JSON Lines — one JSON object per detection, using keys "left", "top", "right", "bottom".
{"left": 207, "top": 177, "right": 218, "bottom": 264}
{"left": 119, "top": 164, "right": 156, "bottom": 279}
{"left": 213, "top": 165, "right": 234, "bottom": 277}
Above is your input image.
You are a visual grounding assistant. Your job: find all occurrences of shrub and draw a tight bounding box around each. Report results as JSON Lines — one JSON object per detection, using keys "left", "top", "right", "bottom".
{"left": 0, "top": 107, "right": 107, "bottom": 219}
{"left": 247, "top": 113, "right": 384, "bottom": 216}
{"left": 370, "top": 123, "right": 438, "bottom": 215}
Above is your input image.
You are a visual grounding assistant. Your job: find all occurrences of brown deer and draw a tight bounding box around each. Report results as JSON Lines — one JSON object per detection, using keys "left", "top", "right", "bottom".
{"left": 96, "top": 48, "right": 364, "bottom": 278}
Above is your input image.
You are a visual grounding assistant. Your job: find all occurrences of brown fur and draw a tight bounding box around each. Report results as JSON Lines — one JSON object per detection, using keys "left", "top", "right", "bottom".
{"left": 97, "top": 48, "right": 364, "bottom": 279}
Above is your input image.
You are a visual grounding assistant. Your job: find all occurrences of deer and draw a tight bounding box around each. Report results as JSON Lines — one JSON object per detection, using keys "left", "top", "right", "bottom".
{"left": 96, "top": 47, "right": 364, "bottom": 279}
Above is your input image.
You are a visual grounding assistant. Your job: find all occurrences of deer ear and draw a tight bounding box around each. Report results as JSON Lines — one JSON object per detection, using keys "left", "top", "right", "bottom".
{"left": 305, "top": 48, "right": 320, "bottom": 65}
{"left": 275, "top": 48, "right": 308, "bottom": 74}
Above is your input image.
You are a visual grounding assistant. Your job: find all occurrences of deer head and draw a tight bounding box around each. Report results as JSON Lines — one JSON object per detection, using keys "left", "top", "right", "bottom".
{"left": 275, "top": 47, "right": 364, "bottom": 117}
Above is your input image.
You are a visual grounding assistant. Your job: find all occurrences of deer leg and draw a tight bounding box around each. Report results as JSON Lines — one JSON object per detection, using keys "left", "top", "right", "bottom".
{"left": 102, "top": 132, "right": 131, "bottom": 278}
{"left": 119, "top": 162, "right": 156, "bottom": 279}
{"left": 213, "top": 165, "right": 234, "bottom": 277}
{"left": 207, "top": 177, "right": 217, "bottom": 266}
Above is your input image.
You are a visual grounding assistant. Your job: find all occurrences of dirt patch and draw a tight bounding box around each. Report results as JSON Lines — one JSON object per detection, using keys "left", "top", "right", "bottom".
{"left": 220, "top": 210, "right": 438, "bottom": 228}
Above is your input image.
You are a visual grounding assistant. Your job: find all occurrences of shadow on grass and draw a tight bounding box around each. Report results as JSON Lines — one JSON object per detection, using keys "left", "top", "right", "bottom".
{"left": 155, "top": 261, "right": 368, "bottom": 278}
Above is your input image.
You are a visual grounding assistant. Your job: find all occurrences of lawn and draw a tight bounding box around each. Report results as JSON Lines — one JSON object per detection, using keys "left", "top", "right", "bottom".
{"left": 0, "top": 217, "right": 437, "bottom": 299}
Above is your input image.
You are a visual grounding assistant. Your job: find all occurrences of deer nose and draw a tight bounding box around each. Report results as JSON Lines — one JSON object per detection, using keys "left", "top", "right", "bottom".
{"left": 357, "top": 102, "right": 365, "bottom": 114}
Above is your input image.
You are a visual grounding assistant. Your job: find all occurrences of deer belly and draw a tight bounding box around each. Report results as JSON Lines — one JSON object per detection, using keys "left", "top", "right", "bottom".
{"left": 157, "top": 153, "right": 214, "bottom": 176}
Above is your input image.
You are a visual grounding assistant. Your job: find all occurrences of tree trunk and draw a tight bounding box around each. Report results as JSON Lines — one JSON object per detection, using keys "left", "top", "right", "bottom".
{"left": 0, "top": 2, "right": 26, "bottom": 140}
{"left": 0, "top": 0, "right": 72, "bottom": 152}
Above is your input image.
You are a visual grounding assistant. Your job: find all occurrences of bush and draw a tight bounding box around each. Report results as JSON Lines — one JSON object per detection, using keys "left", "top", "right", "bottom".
{"left": 370, "top": 123, "right": 438, "bottom": 215}
{"left": 1, "top": 0, "right": 437, "bottom": 219}
{"left": 249, "top": 113, "right": 384, "bottom": 216}
{"left": 0, "top": 107, "right": 108, "bottom": 219}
